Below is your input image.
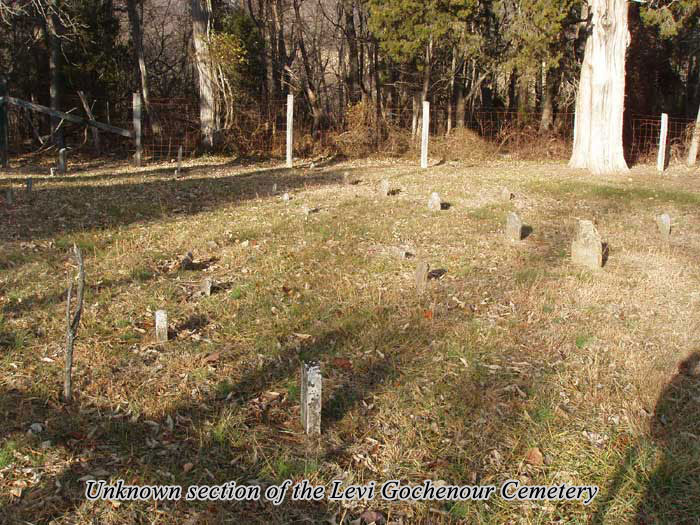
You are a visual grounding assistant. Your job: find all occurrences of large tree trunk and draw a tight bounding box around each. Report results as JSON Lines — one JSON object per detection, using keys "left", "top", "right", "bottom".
{"left": 127, "top": 0, "right": 159, "bottom": 134}
{"left": 344, "top": 1, "right": 362, "bottom": 104}
{"left": 191, "top": 0, "right": 215, "bottom": 150}
{"left": 47, "top": 0, "right": 64, "bottom": 149}
{"left": 540, "top": 67, "right": 559, "bottom": 132}
{"left": 569, "top": 0, "right": 629, "bottom": 174}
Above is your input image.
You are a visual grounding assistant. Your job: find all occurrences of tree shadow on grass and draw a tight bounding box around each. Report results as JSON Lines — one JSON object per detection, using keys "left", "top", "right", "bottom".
{"left": 0, "top": 296, "right": 549, "bottom": 524}
{"left": 0, "top": 165, "right": 354, "bottom": 243}
{"left": 593, "top": 352, "right": 700, "bottom": 524}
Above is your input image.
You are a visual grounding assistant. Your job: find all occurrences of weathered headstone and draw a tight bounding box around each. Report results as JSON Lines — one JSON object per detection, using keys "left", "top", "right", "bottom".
{"left": 180, "top": 252, "right": 194, "bottom": 270}
{"left": 50, "top": 167, "right": 56, "bottom": 177}
{"left": 571, "top": 220, "right": 603, "bottom": 269}
{"left": 201, "top": 278, "right": 212, "bottom": 297}
{"left": 342, "top": 171, "right": 350, "bottom": 185}
{"left": 282, "top": 192, "right": 290, "bottom": 203}
{"left": 501, "top": 187, "right": 514, "bottom": 201}
{"left": 415, "top": 260, "right": 430, "bottom": 294}
{"left": 505, "top": 212, "right": 523, "bottom": 241}
{"left": 656, "top": 213, "right": 671, "bottom": 240}
{"left": 58, "top": 148, "right": 67, "bottom": 174}
{"left": 26, "top": 178, "right": 33, "bottom": 193}
{"left": 300, "top": 362, "right": 322, "bottom": 435}
{"left": 155, "top": 310, "right": 168, "bottom": 342}
{"left": 378, "top": 179, "right": 390, "bottom": 197}
{"left": 428, "top": 192, "right": 442, "bottom": 211}
{"left": 272, "top": 183, "right": 278, "bottom": 194}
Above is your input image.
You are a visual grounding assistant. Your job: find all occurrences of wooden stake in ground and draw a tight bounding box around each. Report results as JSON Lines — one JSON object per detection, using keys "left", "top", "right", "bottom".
{"left": 64, "top": 244, "right": 85, "bottom": 403}
{"left": 301, "top": 362, "right": 322, "bottom": 435}
{"left": 0, "top": 76, "right": 8, "bottom": 168}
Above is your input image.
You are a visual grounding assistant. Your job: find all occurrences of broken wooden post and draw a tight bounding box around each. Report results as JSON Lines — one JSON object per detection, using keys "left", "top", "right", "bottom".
{"left": 0, "top": 76, "right": 7, "bottom": 168}
{"left": 133, "top": 92, "right": 142, "bottom": 167}
{"left": 421, "top": 100, "right": 430, "bottom": 169}
{"left": 77, "top": 91, "right": 100, "bottom": 153}
{"left": 300, "top": 362, "right": 322, "bottom": 435}
{"left": 64, "top": 244, "right": 85, "bottom": 403}
{"left": 657, "top": 113, "right": 668, "bottom": 172}
{"left": 155, "top": 310, "right": 168, "bottom": 342}
{"left": 286, "top": 94, "right": 294, "bottom": 168}
{"left": 58, "top": 148, "right": 67, "bottom": 174}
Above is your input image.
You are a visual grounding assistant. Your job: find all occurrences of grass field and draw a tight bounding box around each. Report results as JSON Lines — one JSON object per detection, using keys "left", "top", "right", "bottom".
{"left": 1, "top": 156, "right": 699, "bottom": 524}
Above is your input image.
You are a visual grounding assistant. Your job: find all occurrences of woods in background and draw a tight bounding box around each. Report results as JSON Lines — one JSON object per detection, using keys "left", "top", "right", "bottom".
{"left": 0, "top": 0, "right": 699, "bottom": 163}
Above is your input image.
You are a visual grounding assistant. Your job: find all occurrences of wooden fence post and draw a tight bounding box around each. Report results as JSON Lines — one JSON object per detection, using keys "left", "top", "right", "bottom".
{"left": 0, "top": 77, "right": 8, "bottom": 168}
{"left": 133, "top": 92, "right": 142, "bottom": 166}
{"left": 78, "top": 91, "right": 100, "bottom": 153}
{"left": 657, "top": 113, "right": 668, "bottom": 173}
{"left": 286, "top": 94, "right": 293, "bottom": 168}
{"left": 421, "top": 100, "right": 430, "bottom": 169}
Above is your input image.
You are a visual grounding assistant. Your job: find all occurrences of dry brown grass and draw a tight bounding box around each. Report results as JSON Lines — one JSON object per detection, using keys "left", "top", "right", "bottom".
{"left": 1, "top": 155, "right": 699, "bottom": 524}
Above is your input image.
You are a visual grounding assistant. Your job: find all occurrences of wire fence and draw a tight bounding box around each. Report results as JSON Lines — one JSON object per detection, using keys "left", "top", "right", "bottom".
{"left": 3, "top": 93, "right": 697, "bottom": 165}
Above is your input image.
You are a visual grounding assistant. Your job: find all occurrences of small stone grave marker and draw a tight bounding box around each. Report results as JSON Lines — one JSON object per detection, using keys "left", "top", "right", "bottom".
{"left": 342, "top": 171, "right": 350, "bottom": 185}
{"left": 201, "top": 278, "right": 212, "bottom": 297}
{"left": 155, "top": 310, "right": 168, "bottom": 342}
{"left": 58, "top": 148, "right": 67, "bottom": 174}
{"left": 282, "top": 192, "right": 290, "bottom": 203}
{"left": 428, "top": 192, "right": 442, "bottom": 211}
{"left": 300, "top": 362, "right": 322, "bottom": 435}
{"left": 505, "top": 212, "right": 523, "bottom": 241}
{"left": 571, "top": 220, "right": 603, "bottom": 269}
{"left": 415, "top": 260, "right": 430, "bottom": 294}
{"left": 180, "top": 252, "right": 194, "bottom": 270}
{"left": 656, "top": 213, "right": 671, "bottom": 240}
{"left": 50, "top": 167, "right": 56, "bottom": 177}
{"left": 378, "top": 179, "right": 390, "bottom": 197}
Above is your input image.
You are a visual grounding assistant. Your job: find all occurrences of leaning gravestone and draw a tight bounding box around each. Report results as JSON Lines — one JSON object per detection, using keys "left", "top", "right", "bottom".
{"left": 378, "top": 179, "right": 390, "bottom": 197}
{"left": 505, "top": 212, "right": 523, "bottom": 241}
{"left": 571, "top": 220, "right": 603, "bottom": 269}
{"left": 415, "top": 260, "right": 430, "bottom": 295}
{"left": 300, "top": 362, "right": 322, "bottom": 435}
{"left": 656, "top": 213, "right": 671, "bottom": 240}
{"left": 58, "top": 148, "right": 67, "bottom": 174}
{"left": 155, "top": 310, "right": 168, "bottom": 342}
{"left": 428, "top": 192, "right": 442, "bottom": 211}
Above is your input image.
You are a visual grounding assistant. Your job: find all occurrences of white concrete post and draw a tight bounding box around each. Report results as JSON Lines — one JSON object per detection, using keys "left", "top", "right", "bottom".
{"left": 286, "top": 94, "right": 294, "bottom": 168}
{"left": 657, "top": 113, "right": 668, "bottom": 172}
{"left": 155, "top": 310, "right": 168, "bottom": 342}
{"left": 300, "top": 362, "right": 322, "bottom": 435}
{"left": 421, "top": 101, "right": 430, "bottom": 169}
